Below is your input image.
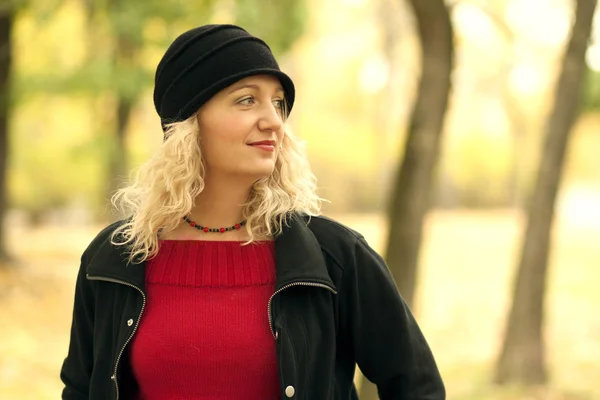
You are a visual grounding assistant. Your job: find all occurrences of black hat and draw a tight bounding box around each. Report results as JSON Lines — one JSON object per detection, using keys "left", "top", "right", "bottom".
{"left": 153, "top": 24, "right": 296, "bottom": 131}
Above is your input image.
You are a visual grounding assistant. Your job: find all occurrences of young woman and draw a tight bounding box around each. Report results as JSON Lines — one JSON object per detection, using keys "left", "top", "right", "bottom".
{"left": 60, "top": 24, "right": 445, "bottom": 400}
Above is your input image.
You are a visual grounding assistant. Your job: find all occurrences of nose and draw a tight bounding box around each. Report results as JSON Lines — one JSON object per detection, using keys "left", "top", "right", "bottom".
{"left": 257, "top": 102, "right": 283, "bottom": 133}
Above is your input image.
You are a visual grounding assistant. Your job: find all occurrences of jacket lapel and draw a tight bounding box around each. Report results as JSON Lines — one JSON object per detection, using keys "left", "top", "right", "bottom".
{"left": 274, "top": 214, "right": 336, "bottom": 291}
{"left": 85, "top": 213, "right": 336, "bottom": 292}
{"left": 86, "top": 231, "right": 147, "bottom": 290}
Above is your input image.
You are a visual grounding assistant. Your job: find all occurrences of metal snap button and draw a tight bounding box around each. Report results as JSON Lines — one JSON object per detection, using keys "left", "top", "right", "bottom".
{"left": 127, "top": 319, "right": 133, "bottom": 327}
{"left": 285, "top": 385, "right": 295, "bottom": 398}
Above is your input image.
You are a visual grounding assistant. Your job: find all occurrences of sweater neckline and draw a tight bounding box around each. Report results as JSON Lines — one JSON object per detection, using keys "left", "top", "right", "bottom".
{"left": 148, "top": 239, "right": 276, "bottom": 287}
{"left": 158, "top": 239, "right": 274, "bottom": 244}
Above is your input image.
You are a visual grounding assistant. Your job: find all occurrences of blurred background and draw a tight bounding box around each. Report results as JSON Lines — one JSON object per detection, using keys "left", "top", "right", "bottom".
{"left": 0, "top": 0, "right": 599, "bottom": 399}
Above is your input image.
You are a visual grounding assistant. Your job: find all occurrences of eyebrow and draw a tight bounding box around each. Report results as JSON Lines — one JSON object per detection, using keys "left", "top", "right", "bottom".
{"left": 227, "top": 83, "right": 285, "bottom": 95}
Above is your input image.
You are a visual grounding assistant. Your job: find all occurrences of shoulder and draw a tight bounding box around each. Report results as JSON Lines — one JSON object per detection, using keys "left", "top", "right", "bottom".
{"left": 81, "top": 219, "right": 128, "bottom": 265}
{"left": 302, "top": 214, "right": 363, "bottom": 243}
{"left": 300, "top": 214, "right": 367, "bottom": 266}
{"left": 298, "top": 214, "right": 392, "bottom": 292}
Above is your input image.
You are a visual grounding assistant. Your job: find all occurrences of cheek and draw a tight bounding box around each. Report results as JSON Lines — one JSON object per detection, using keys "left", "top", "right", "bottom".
{"left": 202, "top": 136, "right": 236, "bottom": 163}
{"left": 202, "top": 114, "right": 248, "bottom": 148}
{"left": 216, "top": 110, "right": 252, "bottom": 134}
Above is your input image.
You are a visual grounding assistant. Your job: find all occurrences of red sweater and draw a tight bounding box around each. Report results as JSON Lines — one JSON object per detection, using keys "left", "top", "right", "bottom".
{"left": 129, "top": 240, "right": 280, "bottom": 400}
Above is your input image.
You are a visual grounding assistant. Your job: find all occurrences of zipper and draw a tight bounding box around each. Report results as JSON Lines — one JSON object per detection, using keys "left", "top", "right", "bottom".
{"left": 267, "top": 281, "right": 337, "bottom": 339}
{"left": 86, "top": 274, "right": 146, "bottom": 400}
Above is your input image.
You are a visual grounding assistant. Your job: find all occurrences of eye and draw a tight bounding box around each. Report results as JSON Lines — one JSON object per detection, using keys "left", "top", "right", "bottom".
{"left": 238, "top": 96, "right": 255, "bottom": 106}
{"left": 273, "top": 99, "right": 285, "bottom": 114}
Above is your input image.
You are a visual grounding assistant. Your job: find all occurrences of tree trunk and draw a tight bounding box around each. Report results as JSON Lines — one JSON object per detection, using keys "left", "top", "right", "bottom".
{"left": 359, "top": 0, "right": 452, "bottom": 398}
{"left": 0, "top": 6, "right": 13, "bottom": 264}
{"left": 105, "top": 31, "right": 134, "bottom": 220}
{"left": 494, "top": 0, "right": 597, "bottom": 385}
{"left": 107, "top": 95, "right": 131, "bottom": 203}
{"left": 385, "top": 0, "right": 453, "bottom": 309}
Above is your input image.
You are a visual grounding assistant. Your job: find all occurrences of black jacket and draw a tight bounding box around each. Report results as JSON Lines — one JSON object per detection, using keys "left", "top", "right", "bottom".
{"left": 60, "top": 213, "right": 445, "bottom": 400}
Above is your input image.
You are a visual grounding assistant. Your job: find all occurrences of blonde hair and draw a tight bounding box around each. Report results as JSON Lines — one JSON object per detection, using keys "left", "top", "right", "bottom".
{"left": 110, "top": 113, "right": 325, "bottom": 264}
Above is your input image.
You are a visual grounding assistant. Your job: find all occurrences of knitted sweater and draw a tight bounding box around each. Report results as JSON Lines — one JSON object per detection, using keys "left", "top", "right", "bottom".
{"left": 129, "top": 240, "right": 280, "bottom": 400}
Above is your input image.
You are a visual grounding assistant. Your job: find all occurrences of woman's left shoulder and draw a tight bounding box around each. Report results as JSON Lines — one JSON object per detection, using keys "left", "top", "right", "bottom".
{"left": 302, "top": 214, "right": 365, "bottom": 253}
{"left": 301, "top": 214, "right": 390, "bottom": 277}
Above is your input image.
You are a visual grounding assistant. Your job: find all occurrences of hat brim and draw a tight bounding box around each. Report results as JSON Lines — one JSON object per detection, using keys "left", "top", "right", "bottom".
{"left": 178, "top": 68, "right": 296, "bottom": 120}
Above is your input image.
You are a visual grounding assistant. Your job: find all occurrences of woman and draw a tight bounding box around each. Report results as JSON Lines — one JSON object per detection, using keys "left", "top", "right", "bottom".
{"left": 60, "top": 24, "right": 445, "bottom": 400}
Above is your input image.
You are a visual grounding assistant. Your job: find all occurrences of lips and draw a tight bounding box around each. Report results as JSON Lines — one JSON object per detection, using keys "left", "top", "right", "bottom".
{"left": 248, "top": 140, "right": 276, "bottom": 146}
{"left": 248, "top": 140, "right": 276, "bottom": 152}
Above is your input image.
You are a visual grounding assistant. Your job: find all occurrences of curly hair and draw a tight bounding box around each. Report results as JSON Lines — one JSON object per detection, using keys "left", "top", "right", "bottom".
{"left": 110, "top": 113, "right": 325, "bottom": 264}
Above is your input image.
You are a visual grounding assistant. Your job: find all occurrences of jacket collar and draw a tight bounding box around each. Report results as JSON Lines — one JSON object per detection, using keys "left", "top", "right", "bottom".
{"left": 86, "top": 213, "right": 336, "bottom": 292}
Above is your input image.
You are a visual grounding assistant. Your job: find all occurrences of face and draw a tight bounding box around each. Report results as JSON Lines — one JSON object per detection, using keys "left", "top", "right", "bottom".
{"left": 196, "top": 74, "right": 286, "bottom": 181}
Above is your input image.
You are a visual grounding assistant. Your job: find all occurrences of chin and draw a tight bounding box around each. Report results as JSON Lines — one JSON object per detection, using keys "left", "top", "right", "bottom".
{"left": 255, "top": 167, "right": 276, "bottom": 179}
{"left": 230, "top": 160, "right": 276, "bottom": 181}
{"left": 247, "top": 164, "right": 276, "bottom": 180}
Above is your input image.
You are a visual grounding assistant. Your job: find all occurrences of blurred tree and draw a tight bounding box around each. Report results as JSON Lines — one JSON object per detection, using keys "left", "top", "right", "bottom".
{"left": 582, "top": 67, "right": 600, "bottom": 111}
{"left": 471, "top": 1, "right": 528, "bottom": 209}
{"left": 372, "top": 0, "right": 404, "bottom": 210}
{"left": 0, "top": 1, "right": 13, "bottom": 263}
{"left": 494, "top": 0, "right": 597, "bottom": 385}
{"left": 81, "top": 0, "right": 210, "bottom": 218}
{"left": 3, "top": 0, "right": 194, "bottom": 220}
{"left": 233, "top": 0, "right": 307, "bottom": 56}
{"left": 0, "top": 0, "right": 75, "bottom": 230}
{"left": 385, "top": 0, "right": 453, "bottom": 308}
{"left": 359, "top": 0, "right": 454, "bottom": 395}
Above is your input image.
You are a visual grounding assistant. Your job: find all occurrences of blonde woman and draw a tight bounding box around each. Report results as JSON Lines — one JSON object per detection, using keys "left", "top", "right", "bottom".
{"left": 60, "top": 24, "right": 445, "bottom": 400}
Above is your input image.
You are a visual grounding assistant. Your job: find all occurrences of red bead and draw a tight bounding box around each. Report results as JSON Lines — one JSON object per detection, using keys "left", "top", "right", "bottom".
{"left": 219, "top": 227, "right": 225, "bottom": 233}
{"left": 203, "top": 227, "right": 209, "bottom": 232}
{"left": 190, "top": 222, "right": 196, "bottom": 227}
{"left": 234, "top": 224, "right": 241, "bottom": 229}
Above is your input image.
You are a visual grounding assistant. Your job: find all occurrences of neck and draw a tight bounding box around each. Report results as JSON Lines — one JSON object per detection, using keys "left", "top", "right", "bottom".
{"left": 189, "top": 174, "right": 254, "bottom": 227}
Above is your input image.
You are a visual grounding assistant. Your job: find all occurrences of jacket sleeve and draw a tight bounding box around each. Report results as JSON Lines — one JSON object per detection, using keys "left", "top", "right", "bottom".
{"left": 338, "top": 236, "right": 445, "bottom": 400}
{"left": 60, "top": 252, "right": 95, "bottom": 400}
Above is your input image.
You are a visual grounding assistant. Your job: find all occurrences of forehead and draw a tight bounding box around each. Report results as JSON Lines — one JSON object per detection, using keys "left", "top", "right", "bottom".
{"left": 226, "top": 74, "right": 284, "bottom": 93}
